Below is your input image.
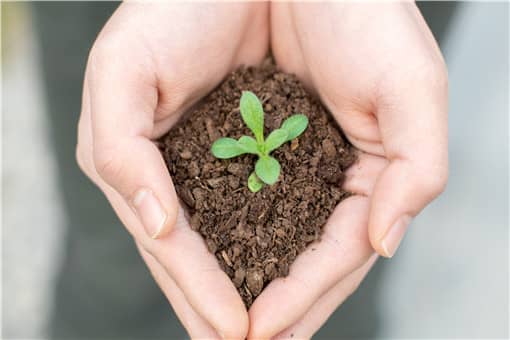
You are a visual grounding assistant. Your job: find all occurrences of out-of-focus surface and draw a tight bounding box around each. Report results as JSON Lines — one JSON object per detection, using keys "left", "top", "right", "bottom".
{"left": 2, "top": 2, "right": 508, "bottom": 339}
{"left": 2, "top": 3, "right": 66, "bottom": 338}
{"left": 376, "top": 3, "right": 509, "bottom": 338}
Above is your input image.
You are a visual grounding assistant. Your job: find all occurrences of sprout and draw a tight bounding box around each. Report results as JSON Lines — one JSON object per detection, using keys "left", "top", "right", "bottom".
{"left": 211, "top": 91, "right": 308, "bottom": 192}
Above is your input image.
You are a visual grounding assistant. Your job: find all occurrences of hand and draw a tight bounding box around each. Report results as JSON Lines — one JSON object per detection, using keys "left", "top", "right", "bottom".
{"left": 76, "top": 3, "right": 269, "bottom": 339}
{"left": 248, "top": 3, "right": 448, "bottom": 338}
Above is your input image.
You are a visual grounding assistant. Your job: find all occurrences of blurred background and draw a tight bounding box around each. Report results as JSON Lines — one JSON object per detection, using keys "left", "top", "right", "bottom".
{"left": 2, "top": 2, "right": 508, "bottom": 339}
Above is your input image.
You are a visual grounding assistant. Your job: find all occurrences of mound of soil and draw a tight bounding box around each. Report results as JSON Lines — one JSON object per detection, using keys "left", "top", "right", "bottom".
{"left": 161, "top": 59, "right": 357, "bottom": 307}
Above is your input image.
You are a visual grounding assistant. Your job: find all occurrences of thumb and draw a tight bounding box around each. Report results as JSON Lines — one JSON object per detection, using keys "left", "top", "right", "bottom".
{"left": 369, "top": 158, "right": 448, "bottom": 258}
{"left": 369, "top": 66, "right": 448, "bottom": 258}
{"left": 87, "top": 46, "right": 178, "bottom": 239}
{"left": 93, "top": 137, "right": 178, "bottom": 240}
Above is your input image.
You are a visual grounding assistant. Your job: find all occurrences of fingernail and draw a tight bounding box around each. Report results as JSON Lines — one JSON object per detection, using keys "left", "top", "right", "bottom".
{"left": 132, "top": 189, "right": 167, "bottom": 239}
{"left": 381, "top": 215, "right": 412, "bottom": 258}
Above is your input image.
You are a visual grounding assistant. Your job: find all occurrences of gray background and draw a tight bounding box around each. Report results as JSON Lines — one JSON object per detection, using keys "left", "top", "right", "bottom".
{"left": 2, "top": 2, "right": 509, "bottom": 339}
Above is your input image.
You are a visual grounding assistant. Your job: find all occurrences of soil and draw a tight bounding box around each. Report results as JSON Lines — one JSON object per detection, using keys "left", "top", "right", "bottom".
{"left": 160, "top": 59, "right": 357, "bottom": 308}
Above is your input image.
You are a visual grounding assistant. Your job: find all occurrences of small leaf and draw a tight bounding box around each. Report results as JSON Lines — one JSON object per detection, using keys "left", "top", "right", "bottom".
{"left": 238, "top": 136, "right": 260, "bottom": 155}
{"left": 248, "top": 172, "right": 264, "bottom": 192}
{"left": 240, "top": 91, "right": 264, "bottom": 143}
{"left": 281, "top": 114, "right": 309, "bottom": 141}
{"left": 264, "top": 129, "right": 288, "bottom": 153}
{"left": 211, "top": 138, "right": 246, "bottom": 159}
{"left": 255, "top": 156, "right": 280, "bottom": 185}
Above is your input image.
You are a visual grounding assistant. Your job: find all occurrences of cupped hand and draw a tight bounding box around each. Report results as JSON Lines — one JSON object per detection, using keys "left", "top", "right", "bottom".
{"left": 76, "top": 3, "right": 269, "bottom": 339}
{"left": 248, "top": 3, "right": 448, "bottom": 338}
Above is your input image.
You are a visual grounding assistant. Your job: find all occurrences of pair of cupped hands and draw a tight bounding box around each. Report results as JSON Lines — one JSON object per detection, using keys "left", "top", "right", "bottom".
{"left": 76, "top": 2, "right": 448, "bottom": 339}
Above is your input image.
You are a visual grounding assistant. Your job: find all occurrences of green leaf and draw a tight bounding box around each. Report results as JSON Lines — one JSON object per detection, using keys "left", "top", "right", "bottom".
{"left": 264, "top": 129, "right": 288, "bottom": 153}
{"left": 240, "top": 91, "right": 264, "bottom": 143}
{"left": 248, "top": 172, "right": 264, "bottom": 192}
{"left": 211, "top": 138, "right": 246, "bottom": 159}
{"left": 281, "top": 114, "right": 309, "bottom": 141}
{"left": 255, "top": 156, "right": 281, "bottom": 185}
{"left": 238, "top": 136, "right": 260, "bottom": 155}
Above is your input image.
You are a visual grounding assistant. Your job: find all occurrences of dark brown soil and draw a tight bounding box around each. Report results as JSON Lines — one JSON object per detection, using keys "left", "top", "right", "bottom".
{"left": 160, "top": 59, "right": 357, "bottom": 308}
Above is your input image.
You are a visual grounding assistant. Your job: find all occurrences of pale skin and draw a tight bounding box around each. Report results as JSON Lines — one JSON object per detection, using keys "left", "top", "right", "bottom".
{"left": 76, "top": 2, "right": 448, "bottom": 340}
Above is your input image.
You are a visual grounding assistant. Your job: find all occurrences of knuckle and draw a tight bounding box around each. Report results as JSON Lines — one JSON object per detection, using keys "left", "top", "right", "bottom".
{"left": 88, "top": 43, "right": 106, "bottom": 70}
{"left": 437, "top": 61, "right": 449, "bottom": 88}
{"left": 137, "top": 239, "right": 159, "bottom": 260}
{"left": 75, "top": 143, "right": 87, "bottom": 173}
{"left": 93, "top": 147, "right": 124, "bottom": 184}
{"left": 413, "top": 58, "right": 448, "bottom": 90}
{"left": 429, "top": 62, "right": 448, "bottom": 92}
{"left": 87, "top": 33, "right": 123, "bottom": 74}
{"left": 420, "top": 164, "right": 449, "bottom": 197}
{"left": 393, "top": 55, "right": 448, "bottom": 94}
{"left": 347, "top": 278, "right": 363, "bottom": 296}
{"left": 76, "top": 121, "right": 89, "bottom": 173}
{"left": 75, "top": 141, "right": 96, "bottom": 182}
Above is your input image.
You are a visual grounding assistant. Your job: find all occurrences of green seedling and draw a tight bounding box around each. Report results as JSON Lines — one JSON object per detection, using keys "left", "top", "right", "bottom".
{"left": 211, "top": 91, "right": 308, "bottom": 192}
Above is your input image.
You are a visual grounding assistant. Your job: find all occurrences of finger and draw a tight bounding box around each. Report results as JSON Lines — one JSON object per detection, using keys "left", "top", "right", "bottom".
{"left": 345, "top": 134, "right": 386, "bottom": 157}
{"left": 270, "top": 2, "right": 309, "bottom": 87}
{"left": 137, "top": 244, "right": 220, "bottom": 339}
{"left": 271, "top": 1, "right": 448, "bottom": 258}
{"left": 248, "top": 196, "right": 374, "bottom": 339}
{"left": 88, "top": 171, "right": 249, "bottom": 339}
{"left": 78, "top": 99, "right": 248, "bottom": 340}
{"left": 343, "top": 152, "right": 388, "bottom": 197}
{"left": 87, "top": 42, "right": 178, "bottom": 240}
{"left": 274, "top": 255, "right": 378, "bottom": 340}
{"left": 91, "top": 178, "right": 249, "bottom": 339}
{"left": 92, "top": 175, "right": 248, "bottom": 339}
{"left": 369, "top": 63, "right": 448, "bottom": 258}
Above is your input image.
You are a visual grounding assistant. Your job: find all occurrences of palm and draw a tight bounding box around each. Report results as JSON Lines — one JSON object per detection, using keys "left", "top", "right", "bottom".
{"left": 109, "top": 3, "right": 270, "bottom": 139}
